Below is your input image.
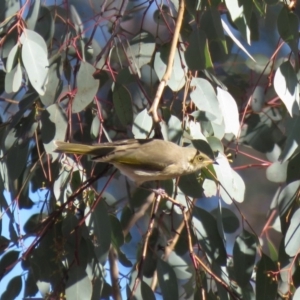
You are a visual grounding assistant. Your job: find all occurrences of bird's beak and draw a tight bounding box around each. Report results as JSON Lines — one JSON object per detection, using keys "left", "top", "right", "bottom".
{"left": 213, "top": 160, "right": 219, "bottom": 165}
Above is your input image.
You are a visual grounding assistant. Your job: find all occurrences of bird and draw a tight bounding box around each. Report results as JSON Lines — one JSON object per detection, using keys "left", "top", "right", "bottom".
{"left": 54, "top": 139, "right": 215, "bottom": 185}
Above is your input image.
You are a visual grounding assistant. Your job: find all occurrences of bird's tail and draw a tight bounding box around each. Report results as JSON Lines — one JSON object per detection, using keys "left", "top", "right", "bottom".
{"left": 54, "top": 141, "right": 110, "bottom": 156}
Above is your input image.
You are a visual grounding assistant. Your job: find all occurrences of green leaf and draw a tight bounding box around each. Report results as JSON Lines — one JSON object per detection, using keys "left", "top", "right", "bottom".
{"left": 192, "top": 206, "right": 227, "bottom": 265}
{"left": 157, "top": 258, "right": 179, "bottom": 300}
{"left": 233, "top": 230, "right": 257, "bottom": 287}
{"left": 191, "top": 139, "right": 215, "bottom": 159}
{"left": 221, "top": 18, "right": 255, "bottom": 61}
{"left": 280, "top": 116, "right": 300, "bottom": 161}
{"left": 0, "top": 0, "right": 20, "bottom": 24}
{"left": 160, "top": 114, "right": 183, "bottom": 144}
{"left": 190, "top": 78, "right": 222, "bottom": 124}
{"left": 207, "top": 136, "right": 224, "bottom": 153}
{"left": 166, "top": 251, "right": 192, "bottom": 280}
{"left": 24, "top": 213, "right": 47, "bottom": 234}
{"left": 1, "top": 275, "right": 22, "bottom": 299}
{"left": 200, "top": 7, "right": 227, "bottom": 58}
{"left": 118, "top": 249, "right": 132, "bottom": 267}
{"left": 133, "top": 108, "right": 153, "bottom": 139}
{"left": 65, "top": 265, "right": 92, "bottom": 300}
{"left": 110, "top": 215, "right": 124, "bottom": 248}
{"left": 214, "top": 153, "right": 245, "bottom": 204}
{"left": 0, "top": 236, "right": 10, "bottom": 254}
{"left": 70, "top": 5, "right": 84, "bottom": 36}
{"left": 0, "top": 250, "right": 19, "bottom": 278}
{"left": 276, "top": 180, "right": 300, "bottom": 216}
{"left": 217, "top": 87, "right": 239, "bottom": 137}
{"left": 112, "top": 83, "right": 133, "bottom": 127}
{"left": 256, "top": 253, "right": 278, "bottom": 300}
{"left": 72, "top": 61, "right": 99, "bottom": 113}
{"left": 266, "top": 160, "right": 288, "bottom": 183}
{"left": 294, "top": 287, "right": 300, "bottom": 299}
{"left": 128, "top": 32, "right": 155, "bottom": 68}
{"left": 185, "top": 28, "right": 213, "bottom": 70}
{"left": 85, "top": 200, "right": 111, "bottom": 263}
{"left": 5, "top": 62, "right": 22, "bottom": 93}
{"left": 274, "top": 61, "right": 299, "bottom": 117}
{"left": 154, "top": 48, "right": 186, "bottom": 91}
{"left": 40, "top": 55, "right": 63, "bottom": 106}
{"left": 90, "top": 115, "right": 100, "bottom": 139}
{"left": 141, "top": 281, "right": 156, "bottom": 300}
{"left": 62, "top": 213, "right": 80, "bottom": 247}
{"left": 40, "top": 104, "right": 68, "bottom": 159}
{"left": 211, "top": 207, "right": 240, "bottom": 234}
{"left": 24, "top": 270, "right": 39, "bottom": 297}
{"left": 178, "top": 173, "right": 203, "bottom": 198}
{"left": 284, "top": 208, "right": 300, "bottom": 256}
{"left": 267, "top": 238, "right": 278, "bottom": 262}
{"left": 26, "top": 0, "right": 40, "bottom": 30}
{"left": 277, "top": 6, "right": 299, "bottom": 59}
{"left": 34, "top": 5, "right": 54, "bottom": 46}
{"left": 6, "top": 43, "right": 19, "bottom": 72}
{"left": 225, "top": 0, "right": 252, "bottom": 44}
{"left": 6, "top": 140, "right": 29, "bottom": 181}
{"left": 21, "top": 29, "right": 49, "bottom": 95}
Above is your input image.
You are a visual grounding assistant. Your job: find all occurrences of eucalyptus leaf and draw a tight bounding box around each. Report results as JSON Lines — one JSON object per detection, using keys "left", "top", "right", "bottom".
{"left": 233, "top": 230, "right": 257, "bottom": 287}
{"left": 40, "top": 104, "right": 67, "bottom": 158}
{"left": 85, "top": 200, "right": 111, "bottom": 263}
{"left": 217, "top": 87, "right": 239, "bottom": 137}
{"left": 26, "top": 0, "right": 40, "bottom": 30}
{"left": 1, "top": 275, "right": 22, "bottom": 299}
{"left": 192, "top": 206, "right": 227, "bottom": 265}
{"left": 274, "top": 61, "right": 299, "bottom": 117}
{"left": 185, "top": 28, "right": 213, "bottom": 70}
{"left": 72, "top": 61, "right": 99, "bottom": 113}
{"left": 277, "top": 6, "right": 299, "bottom": 59}
{"left": 277, "top": 180, "right": 300, "bottom": 216}
{"left": 266, "top": 160, "right": 288, "bottom": 183}
{"left": 5, "top": 62, "right": 22, "bottom": 93}
{"left": 113, "top": 83, "right": 133, "bottom": 127}
{"left": 65, "top": 265, "right": 92, "bottom": 300}
{"left": 40, "top": 56, "right": 63, "bottom": 106}
{"left": 21, "top": 29, "right": 49, "bottom": 95}
{"left": 133, "top": 108, "right": 152, "bottom": 138}
{"left": 284, "top": 208, "right": 300, "bottom": 257}
{"left": 225, "top": 0, "right": 252, "bottom": 44}
{"left": 190, "top": 78, "right": 222, "bottom": 124}
{"left": 157, "top": 258, "right": 179, "bottom": 300}
{"left": 256, "top": 253, "right": 278, "bottom": 300}
{"left": 6, "top": 43, "right": 18, "bottom": 72}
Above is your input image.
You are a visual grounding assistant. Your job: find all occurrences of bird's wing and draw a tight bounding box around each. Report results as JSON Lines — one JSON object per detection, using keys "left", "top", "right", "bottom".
{"left": 94, "top": 139, "right": 180, "bottom": 171}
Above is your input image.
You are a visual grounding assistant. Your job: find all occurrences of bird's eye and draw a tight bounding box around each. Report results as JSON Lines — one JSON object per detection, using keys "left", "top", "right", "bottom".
{"left": 198, "top": 156, "right": 204, "bottom": 162}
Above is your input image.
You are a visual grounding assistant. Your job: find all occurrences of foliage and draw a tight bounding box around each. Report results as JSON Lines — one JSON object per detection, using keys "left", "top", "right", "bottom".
{"left": 0, "top": 0, "right": 300, "bottom": 299}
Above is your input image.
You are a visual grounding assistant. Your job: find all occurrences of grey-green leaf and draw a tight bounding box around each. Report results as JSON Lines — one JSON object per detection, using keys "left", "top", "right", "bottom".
{"left": 65, "top": 265, "right": 92, "bottom": 300}
{"left": 113, "top": 83, "right": 133, "bottom": 127}
{"left": 157, "top": 258, "right": 178, "bottom": 300}
{"left": 21, "top": 29, "right": 49, "bottom": 95}
{"left": 256, "top": 253, "right": 278, "bottom": 300}
{"left": 192, "top": 206, "right": 227, "bottom": 265}
{"left": 5, "top": 62, "right": 22, "bottom": 93}
{"left": 274, "top": 61, "right": 299, "bottom": 117}
{"left": 133, "top": 108, "right": 153, "bottom": 138}
{"left": 190, "top": 78, "right": 222, "bottom": 124}
{"left": 233, "top": 230, "right": 257, "bottom": 287}
{"left": 285, "top": 208, "right": 300, "bottom": 257}
{"left": 72, "top": 61, "right": 99, "bottom": 113}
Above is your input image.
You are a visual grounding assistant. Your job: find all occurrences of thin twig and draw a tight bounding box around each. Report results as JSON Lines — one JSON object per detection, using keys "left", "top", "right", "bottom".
{"left": 148, "top": 0, "right": 185, "bottom": 122}
{"left": 129, "top": 193, "right": 161, "bottom": 299}
{"left": 109, "top": 246, "right": 122, "bottom": 300}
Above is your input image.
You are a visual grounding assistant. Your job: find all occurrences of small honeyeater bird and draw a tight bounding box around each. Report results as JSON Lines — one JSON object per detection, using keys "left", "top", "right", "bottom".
{"left": 54, "top": 139, "right": 214, "bottom": 185}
